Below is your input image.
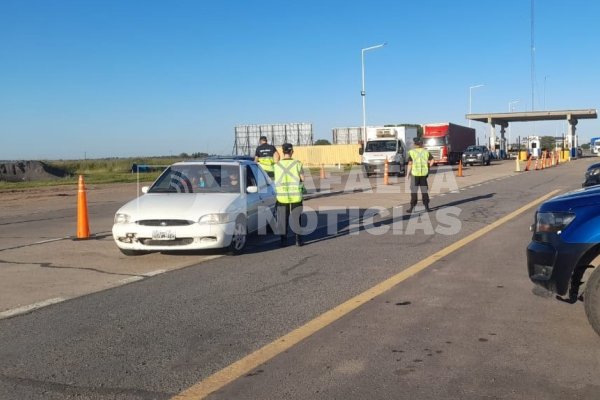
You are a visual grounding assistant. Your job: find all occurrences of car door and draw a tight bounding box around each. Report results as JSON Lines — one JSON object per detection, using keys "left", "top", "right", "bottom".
{"left": 243, "top": 165, "right": 261, "bottom": 233}
{"left": 249, "top": 164, "right": 276, "bottom": 231}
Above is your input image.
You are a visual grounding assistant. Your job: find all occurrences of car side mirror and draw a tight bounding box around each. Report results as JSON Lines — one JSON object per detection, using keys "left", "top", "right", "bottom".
{"left": 141, "top": 186, "right": 149, "bottom": 194}
{"left": 246, "top": 186, "right": 258, "bottom": 194}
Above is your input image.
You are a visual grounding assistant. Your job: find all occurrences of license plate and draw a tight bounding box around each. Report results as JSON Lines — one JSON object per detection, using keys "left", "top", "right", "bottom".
{"left": 152, "top": 230, "right": 176, "bottom": 240}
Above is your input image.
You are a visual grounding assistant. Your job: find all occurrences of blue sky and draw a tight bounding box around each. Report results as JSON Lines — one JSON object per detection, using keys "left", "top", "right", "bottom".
{"left": 1, "top": 0, "right": 599, "bottom": 160}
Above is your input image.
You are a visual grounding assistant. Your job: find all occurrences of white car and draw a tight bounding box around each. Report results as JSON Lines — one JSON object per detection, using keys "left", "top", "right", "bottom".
{"left": 112, "top": 158, "right": 277, "bottom": 255}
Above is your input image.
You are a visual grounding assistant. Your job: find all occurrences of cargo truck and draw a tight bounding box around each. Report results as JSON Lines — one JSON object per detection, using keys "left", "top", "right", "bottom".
{"left": 359, "top": 126, "right": 418, "bottom": 176}
{"left": 422, "top": 123, "right": 476, "bottom": 165}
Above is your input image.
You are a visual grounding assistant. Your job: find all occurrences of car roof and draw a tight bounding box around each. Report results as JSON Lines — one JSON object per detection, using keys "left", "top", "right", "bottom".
{"left": 172, "top": 156, "right": 256, "bottom": 167}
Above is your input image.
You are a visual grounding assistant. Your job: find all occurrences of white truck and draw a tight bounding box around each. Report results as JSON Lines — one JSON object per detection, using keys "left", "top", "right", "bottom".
{"left": 590, "top": 137, "right": 600, "bottom": 155}
{"left": 359, "top": 126, "right": 418, "bottom": 176}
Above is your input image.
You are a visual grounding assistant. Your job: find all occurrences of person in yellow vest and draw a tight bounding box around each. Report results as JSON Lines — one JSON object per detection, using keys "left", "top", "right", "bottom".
{"left": 254, "top": 136, "right": 280, "bottom": 179}
{"left": 274, "top": 143, "right": 305, "bottom": 246}
{"left": 406, "top": 137, "right": 434, "bottom": 214}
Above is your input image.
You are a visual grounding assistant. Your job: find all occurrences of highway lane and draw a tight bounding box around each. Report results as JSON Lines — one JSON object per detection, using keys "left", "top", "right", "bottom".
{"left": 0, "top": 160, "right": 599, "bottom": 399}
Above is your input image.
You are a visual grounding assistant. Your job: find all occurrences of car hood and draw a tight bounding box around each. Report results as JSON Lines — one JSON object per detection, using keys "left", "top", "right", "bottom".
{"left": 586, "top": 162, "right": 600, "bottom": 171}
{"left": 539, "top": 186, "right": 600, "bottom": 212}
{"left": 117, "top": 193, "right": 243, "bottom": 221}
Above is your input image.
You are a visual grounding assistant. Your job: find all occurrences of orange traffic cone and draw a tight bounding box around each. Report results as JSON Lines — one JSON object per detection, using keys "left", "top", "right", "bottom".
{"left": 456, "top": 160, "right": 464, "bottom": 177}
{"left": 320, "top": 164, "right": 325, "bottom": 179}
{"left": 76, "top": 175, "right": 90, "bottom": 240}
{"left": 524, "top": 156, "right": 532, "bottom": 171}
{"left": 383, "top": 159, "right": 390, "bottom": 185}
{"left": 540, "top": 153, "right": 546, "bottom": 170}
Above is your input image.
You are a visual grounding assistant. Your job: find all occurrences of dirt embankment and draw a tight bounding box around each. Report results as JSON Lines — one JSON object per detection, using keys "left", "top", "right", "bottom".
{"left": 0, "top": 161, "right": 70, "bottom": 182}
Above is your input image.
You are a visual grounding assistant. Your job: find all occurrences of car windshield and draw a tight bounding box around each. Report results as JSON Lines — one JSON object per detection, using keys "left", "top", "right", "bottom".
{"left": 365, "top": 140, "right": 397, "bottom": 152}
{"left": 149, "top": 164, "right": 241, "bottom": 194}
{"left": 466, "top": 146, "right": 482, "bottom": 152}
{"left": 425, "top": 137, "right": 446, "bottom": 146}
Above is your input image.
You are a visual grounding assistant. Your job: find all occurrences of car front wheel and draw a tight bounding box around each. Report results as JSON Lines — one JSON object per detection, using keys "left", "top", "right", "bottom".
{"left": 584, "top": 266, "right": 600, "bottom": 337}
{"left": 228, "top": 217, "right": 247, "bottom": 255}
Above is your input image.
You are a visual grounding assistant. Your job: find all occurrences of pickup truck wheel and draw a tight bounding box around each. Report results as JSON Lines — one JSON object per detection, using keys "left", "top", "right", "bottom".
{"left": 584, "top": 266, "right": 600, "bottom": 336}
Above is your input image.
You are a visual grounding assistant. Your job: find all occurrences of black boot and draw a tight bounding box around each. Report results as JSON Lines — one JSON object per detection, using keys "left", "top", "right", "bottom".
{"left": 296, "top": 235, "right": 303, "bottom": 247}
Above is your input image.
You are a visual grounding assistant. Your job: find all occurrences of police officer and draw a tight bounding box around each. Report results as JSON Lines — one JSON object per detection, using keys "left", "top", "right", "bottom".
{"left": 406, "top": 137, "right": 434, "bottom": 213}
{"left": 255, "top": 136, "right": 280, "bottom": 178}
{"left": 274, "top": 143, "right": 305, "bottom": 246}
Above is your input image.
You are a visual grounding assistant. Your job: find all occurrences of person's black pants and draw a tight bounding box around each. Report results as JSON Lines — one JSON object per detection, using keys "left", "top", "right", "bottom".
{"left": 276, "top": 202, "right": 303, "bottom": 239}
{"left": 410, "top": 175, "right": 429, "bottom": 207}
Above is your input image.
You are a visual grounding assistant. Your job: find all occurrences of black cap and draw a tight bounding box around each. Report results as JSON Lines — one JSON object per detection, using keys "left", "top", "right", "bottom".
{"left": 259, "top": 136, "right": 267, "bottom": 141}
{"left": 282, "top": 143, "right": 293, "bottom": 153}
{"left": 413, "top": 137, "right": 423, "bottom": 145}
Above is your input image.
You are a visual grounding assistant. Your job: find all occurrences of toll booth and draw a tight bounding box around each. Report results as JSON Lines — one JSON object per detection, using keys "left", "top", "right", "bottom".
{"left": 525, "top": 136, "right": 541, "bottom": 158}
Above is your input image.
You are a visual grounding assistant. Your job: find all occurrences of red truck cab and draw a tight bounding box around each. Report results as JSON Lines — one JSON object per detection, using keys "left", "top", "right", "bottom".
{"left": 422, "top": 123, "right": 476, "bottom": 165}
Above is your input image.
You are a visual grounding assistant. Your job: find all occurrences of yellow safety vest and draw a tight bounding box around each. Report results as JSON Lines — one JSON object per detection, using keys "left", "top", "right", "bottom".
{"left": 274, "top": 159, "right": 303, "bottom": 204}
{"left": 258, "top": 156, "right": 275, "bottom": 172}
{"left": 409, "top": 148, "right": 430, "bottom": 177}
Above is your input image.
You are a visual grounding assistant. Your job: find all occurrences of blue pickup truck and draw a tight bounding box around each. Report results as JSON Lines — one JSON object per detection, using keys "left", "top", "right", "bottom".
{"left": 527, "top": 186, "right": 600, "bottom": 336}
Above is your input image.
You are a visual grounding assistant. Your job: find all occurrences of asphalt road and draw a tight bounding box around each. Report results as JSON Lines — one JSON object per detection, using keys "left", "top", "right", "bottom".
{"left": 1, "top": 161, "right": 599, "bottom": 399}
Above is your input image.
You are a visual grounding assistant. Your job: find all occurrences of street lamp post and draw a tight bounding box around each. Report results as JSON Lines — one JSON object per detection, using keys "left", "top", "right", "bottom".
{"left": 543, "top": 75, "right": 549, "bottom": 110}
{"left": 361, "top": 43, "right": 386, "bottom": 144}
{"left": 508, "top": 100, "right": 520, "bottom": 151}
{"left": 468, "top": 84, "right": 484, "bottom": 128}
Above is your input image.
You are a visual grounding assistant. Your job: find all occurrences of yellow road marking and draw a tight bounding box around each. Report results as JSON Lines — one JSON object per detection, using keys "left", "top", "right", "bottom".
{"left": 172, "top": 189, "right": 560, "bottom": 399}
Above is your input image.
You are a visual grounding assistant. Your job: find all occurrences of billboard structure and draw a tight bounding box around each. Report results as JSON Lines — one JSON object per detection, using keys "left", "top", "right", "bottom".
{"left": 233, "top": 123, "right": 313, "bottom": 156}
{"left": 332, "top": 127, "right": 363, "bottom": 144}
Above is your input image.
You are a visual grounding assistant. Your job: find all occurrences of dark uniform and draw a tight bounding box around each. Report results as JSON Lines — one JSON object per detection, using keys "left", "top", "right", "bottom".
{"left": 255, "top": 143, "right": 278, "bottom": 178}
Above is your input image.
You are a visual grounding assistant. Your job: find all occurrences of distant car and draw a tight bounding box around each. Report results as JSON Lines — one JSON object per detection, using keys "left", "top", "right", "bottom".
{"left": 462, "top": 145, "right": 491, "bottom": 166}
{"left": 112, "top": 159, "right": 277, "bottom": 255}
{"left": 582, "top": 162, "right": 600, "bottom": 187}
{"left": 527, "top": 186, "right": 600, "bottom": 336}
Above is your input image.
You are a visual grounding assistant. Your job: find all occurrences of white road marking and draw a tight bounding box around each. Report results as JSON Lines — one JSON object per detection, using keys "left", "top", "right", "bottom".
{"left": 118, "top": 276, "right": 144, "bottom": 285}
{"left": 144, "top": 269, "right": 167, "bottom": 277}
{"left": 0, "top": 297, "right": 66, "bottom": 320}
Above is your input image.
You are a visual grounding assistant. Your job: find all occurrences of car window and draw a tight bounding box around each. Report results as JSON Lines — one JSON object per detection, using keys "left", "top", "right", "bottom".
{"left": 249, "top": 164, "right": 268, "bottom": 191}
{"left": 245, "top": 166, "right": 258, "bottom": 188}
{"left": 148, "top": 164, "right": 241, "bottom": 194}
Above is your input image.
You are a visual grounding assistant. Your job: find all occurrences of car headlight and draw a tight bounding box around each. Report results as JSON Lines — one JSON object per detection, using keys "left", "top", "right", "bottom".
{"left": 198, "top": 213, "right": 234, "bottom": 225}
{"left": 535, "top": 212, "right": 575, "bottom": 233}
{"left": 477, "top": 153, "right": 482, "bottom": 157}
{"left": 587, "top": 168, "right": 600, "bottom": 177}
{"left": 114, "top": 213, "right": 131, "bottom": 224}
